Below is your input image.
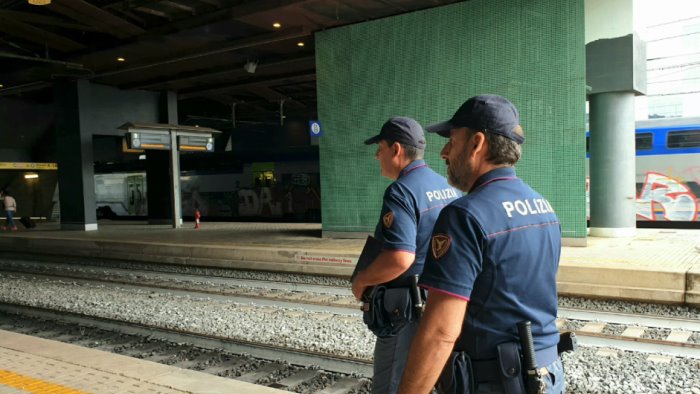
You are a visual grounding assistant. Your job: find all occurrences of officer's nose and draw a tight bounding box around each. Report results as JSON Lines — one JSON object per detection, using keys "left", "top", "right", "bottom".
{"left": 440, "top": 143, "right": 449, "bottom": 160}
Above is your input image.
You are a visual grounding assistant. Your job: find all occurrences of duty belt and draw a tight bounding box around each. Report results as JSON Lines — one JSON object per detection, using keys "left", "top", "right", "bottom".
{"left": 470, "top": 345, "right": 558, "bottom": 383}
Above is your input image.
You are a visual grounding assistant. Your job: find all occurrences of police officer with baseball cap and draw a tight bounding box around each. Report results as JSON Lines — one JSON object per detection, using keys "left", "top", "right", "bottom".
{"left": 398, "top": 95, "right": 565, "bottom": 394}
{"left": 354, "top": 116, "right": 459, "bottom": 394}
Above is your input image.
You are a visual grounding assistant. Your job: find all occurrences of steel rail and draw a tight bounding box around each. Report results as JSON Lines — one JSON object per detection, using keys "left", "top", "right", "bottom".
{"left": 559, "top": 307, "right": 700, "bottom": 332}
{"left": 0, "top": 302, "right": 373, "bottom": 377}
{"left": 0, "top": 270, "right": 361, "bottom": 316}
{"left": 573, "top": 330, "right": 700, "bottom": 359}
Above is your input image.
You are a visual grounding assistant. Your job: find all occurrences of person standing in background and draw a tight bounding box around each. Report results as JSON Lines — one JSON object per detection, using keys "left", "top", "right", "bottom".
{"left": 1, "top": 189, "right": 17, "bottom": 231}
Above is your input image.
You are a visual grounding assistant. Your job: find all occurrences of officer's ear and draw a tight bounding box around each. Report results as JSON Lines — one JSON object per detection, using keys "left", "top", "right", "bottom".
{"left": 470, "top": 131, "right": 487, "bottom": 157}
{"left": 391, "top": 141, "right": 401, "bottom": 157}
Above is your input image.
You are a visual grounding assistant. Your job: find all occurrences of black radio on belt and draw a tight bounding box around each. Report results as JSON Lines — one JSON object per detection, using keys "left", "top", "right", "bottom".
{"left": 557, "top": 331, "right": 577, "bottom": 354}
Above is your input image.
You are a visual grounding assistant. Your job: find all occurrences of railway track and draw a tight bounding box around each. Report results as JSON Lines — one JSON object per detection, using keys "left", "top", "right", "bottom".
{"left": 1, "top": 257, "right": 699, "bottom": 388}
{"left": 0, "top": 305, "right": 371, "bottom": 393}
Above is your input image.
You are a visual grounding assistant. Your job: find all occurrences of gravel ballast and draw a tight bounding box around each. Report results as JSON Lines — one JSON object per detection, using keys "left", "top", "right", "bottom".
{"left": 1, "top": 256, "right": 700, "bottom": 393}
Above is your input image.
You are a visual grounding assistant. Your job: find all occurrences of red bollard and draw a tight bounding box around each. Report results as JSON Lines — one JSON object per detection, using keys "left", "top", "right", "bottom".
{"left": 194, "top": 209, "right": 201, "bottom": 229}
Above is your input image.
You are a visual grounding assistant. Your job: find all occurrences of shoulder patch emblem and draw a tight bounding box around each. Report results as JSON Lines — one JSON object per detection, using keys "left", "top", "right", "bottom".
{"left": 383, "top": 211, "right": 394, "bottom": 228}
{"left": 431, "top": 234, "right": 451, "bottom": 259}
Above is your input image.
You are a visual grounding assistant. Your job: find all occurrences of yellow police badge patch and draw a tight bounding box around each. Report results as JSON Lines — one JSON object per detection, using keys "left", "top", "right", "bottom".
{"left": 431, "top": 234, "right": 451, "bottom": 259}
{"left": 383, "top": 211, "right": 394, "bottom": 228}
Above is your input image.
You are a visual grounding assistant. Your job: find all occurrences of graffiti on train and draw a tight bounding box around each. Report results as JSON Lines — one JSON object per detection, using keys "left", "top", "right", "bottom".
{"left": 636, "top": 172, "right": 698, "bottom": 221}
{"left": 182, "top": 185, "right": 321, "bottom": 221}
{"left": 586, "top": 172, "right": 699, "bottom": 222}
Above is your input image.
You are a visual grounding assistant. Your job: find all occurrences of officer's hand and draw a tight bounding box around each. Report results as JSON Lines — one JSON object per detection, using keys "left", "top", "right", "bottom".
{"left": 351, "top": 279, "right": 367, "bottom": 301}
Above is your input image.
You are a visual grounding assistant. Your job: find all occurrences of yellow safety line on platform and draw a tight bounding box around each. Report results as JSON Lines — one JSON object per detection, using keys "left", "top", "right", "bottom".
{"left": 0, "top": 369, "right": 89, "bottom": 394}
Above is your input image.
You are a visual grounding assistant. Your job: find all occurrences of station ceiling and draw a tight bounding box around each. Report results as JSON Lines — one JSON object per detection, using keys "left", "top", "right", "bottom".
{"left": 0, "top": 0, "right": 460, "bottom": 124}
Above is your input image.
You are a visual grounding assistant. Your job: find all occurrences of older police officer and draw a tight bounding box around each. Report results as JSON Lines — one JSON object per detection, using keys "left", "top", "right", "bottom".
{"left": 353, "top": 116, "right": 459, "bottom": 394}
{"left": 398, "top": 95, "right": 564, "bottom": 394}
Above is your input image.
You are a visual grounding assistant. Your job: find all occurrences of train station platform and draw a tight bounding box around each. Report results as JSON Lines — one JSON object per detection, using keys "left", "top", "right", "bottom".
{"left": 0, "top": 329, "right": 283, "bottom": 394}
{"left": 0, "top": 221, "right": 698, "bottom": 305}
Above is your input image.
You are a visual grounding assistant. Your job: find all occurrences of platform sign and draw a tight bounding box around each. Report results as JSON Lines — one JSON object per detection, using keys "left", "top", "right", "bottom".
{"left": 178, "top": 135, "right": 214, "bottom": 152}
{"left": 126, "top": 131, "right": 171, "bottom": 150}
{"left": 0, "top": 162, "right": 57, "bottom": 170}
{"left": 309, "top": 121, "right": 322, "bottom": 137}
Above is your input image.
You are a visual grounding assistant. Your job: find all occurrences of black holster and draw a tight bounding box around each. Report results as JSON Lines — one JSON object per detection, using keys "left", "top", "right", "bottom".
{"left": 362, "top": 286, "right": 417, "bottom": 337}
{"left": 436, "top": 351, "right": 475, "bottom": 394}
{"left": 496, "top": 342, "right": 527, "bottom": 394}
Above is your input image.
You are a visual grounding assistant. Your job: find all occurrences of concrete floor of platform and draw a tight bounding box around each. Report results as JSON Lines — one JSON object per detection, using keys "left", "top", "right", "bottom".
{"left": 0, "top": 221, "right": 698, "bottom": 304}
{"left": 0, "top": 329, "right": 284, "bottom": 394}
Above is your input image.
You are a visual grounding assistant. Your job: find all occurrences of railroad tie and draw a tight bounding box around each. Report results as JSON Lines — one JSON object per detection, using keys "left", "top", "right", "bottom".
{"left": 665, "top": 330, "right": 692, "bottom": 343}
{"left": 317, "top": 377, "right": 366, "bottom": 394}
{"left": 236, "top": 362, "right": 285, "bottom": 383}
{"left": 620, "top": 326, "right": 646, "bottom": 338}
{"left": 268, "top": 369, "right": 321, "bottom": 389}
{"left": 579, "top": 322, "right": 606, "bottom": 333}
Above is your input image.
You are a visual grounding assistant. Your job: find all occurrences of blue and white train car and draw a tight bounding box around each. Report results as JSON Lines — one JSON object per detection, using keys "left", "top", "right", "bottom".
{"left": 586, "top": 117, "right": 700, "bottom": 224}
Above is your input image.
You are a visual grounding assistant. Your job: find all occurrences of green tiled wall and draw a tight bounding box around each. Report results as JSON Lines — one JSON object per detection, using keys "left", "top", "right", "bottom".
{"left": 316, "top": 0, "right": 586, "bottom": 238}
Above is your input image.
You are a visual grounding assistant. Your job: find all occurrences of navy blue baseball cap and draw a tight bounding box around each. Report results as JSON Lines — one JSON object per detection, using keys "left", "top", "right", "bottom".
{"left": 426, "top": 94, "right": 524, "bottom": 144}
{"left": 364, "top": 116, "right": 426, "bottom": 149}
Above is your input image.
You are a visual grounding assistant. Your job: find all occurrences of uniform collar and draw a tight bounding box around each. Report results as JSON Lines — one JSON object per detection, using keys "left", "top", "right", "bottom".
{"left": 399, "top": 160, "right": 427, "bottom": 178}
{"left": 469, "top": 167, "right": 517, "bottom": 193}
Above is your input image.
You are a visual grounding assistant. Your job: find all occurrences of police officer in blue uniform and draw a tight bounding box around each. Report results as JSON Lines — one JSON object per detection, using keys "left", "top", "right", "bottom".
{"left": 397, "top": 95, "right": 565, "bottom": 394}
{"left": 353, "top": 116, "right": 459, "bottom": 394}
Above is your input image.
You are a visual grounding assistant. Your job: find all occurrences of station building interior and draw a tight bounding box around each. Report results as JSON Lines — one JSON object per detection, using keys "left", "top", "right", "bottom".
{"left": 0, "top": 0, "right": 697, "bottom": 237}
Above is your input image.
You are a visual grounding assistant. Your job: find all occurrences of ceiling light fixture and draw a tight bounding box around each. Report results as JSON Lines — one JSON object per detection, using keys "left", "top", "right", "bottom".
{"left": 272, "top": 22, "right": 281, "bottom": 29}
{"left": 117, "top": 57, "right": 126, "bottom": 62}
{"left": 243, "top": 59, "right": 258, "bottom": 74}
{"left": 24, "top": 173, "right": 39, "bottom": 179}
{"left": 28, "top": 0, "right": 51, "bottom": 5}
{"left": 297, "top": 41, "right": 305, "bottom": 47}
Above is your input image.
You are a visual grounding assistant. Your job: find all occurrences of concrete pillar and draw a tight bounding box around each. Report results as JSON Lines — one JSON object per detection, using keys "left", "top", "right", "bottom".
{"left": 146, "top": 92, "right": 178, "bottom": 224}
{"left": 586, "top": 0, "right": 646, "bottom": 237}
{"left": 54, "top": 80, "right": 98, "bottom": 231}
{"left": 589, "top": 92, "right": 636, "bottom": 236}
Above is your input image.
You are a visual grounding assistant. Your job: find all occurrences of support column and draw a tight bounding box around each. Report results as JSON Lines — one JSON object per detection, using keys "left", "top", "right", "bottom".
{"left": 169, "top": 131, "right": 182, "bottom": 228}
{"left": 589, "top": 92, "right": 636, "bottom": 236}
{"left": 146, "top": 92, "right": 178, "bottom": 224}
{"left": 586, "top": 0, "right": 646, "bottom": 236}
{"left": 54, "top": 80, "right": 98, "bottom": 231}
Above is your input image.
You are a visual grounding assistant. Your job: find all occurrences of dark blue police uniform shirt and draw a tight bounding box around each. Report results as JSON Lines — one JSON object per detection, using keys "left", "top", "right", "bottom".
{"left": 420, "top": 167, "right": 561, "bottom": 359}
{"left": 374, "top": 160, "right": 460, "bottom": 286}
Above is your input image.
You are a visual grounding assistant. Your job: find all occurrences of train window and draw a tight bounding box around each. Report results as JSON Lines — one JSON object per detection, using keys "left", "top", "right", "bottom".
{"left": 635, "top": 133, "right": 653, "bottom": 151}
{"left": 667, "top": 130, "right": 700, "bottom": 148}
{"left": 586, "top": 136, "right": 589, "bottom": 154}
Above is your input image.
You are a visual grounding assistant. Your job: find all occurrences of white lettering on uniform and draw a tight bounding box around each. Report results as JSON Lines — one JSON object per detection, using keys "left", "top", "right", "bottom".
{"left": 502, "top": 198, "right": 555, "bottom": 217}
{"left": 525, "top": 199, "right": 537, "bottom": 214}
{"left": 426, "top": 188, "right": 457, "bottom": 202}
{"left": 502, "top": 201, "right": 515, "bottom": 217}
{"left": 535, "top": 199, "right": 546, "bottom": 213}
{"left": 546, "top": 199, "right": 555, "bottom": 212}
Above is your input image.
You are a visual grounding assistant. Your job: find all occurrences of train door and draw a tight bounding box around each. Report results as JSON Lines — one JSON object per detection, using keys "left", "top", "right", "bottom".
{"left": 126, "top": 175, "right": 146, "bottom": 216}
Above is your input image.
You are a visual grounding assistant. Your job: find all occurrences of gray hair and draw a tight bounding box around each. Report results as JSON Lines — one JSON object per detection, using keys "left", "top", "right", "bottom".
{"left": 400, "top": 143, "right": 424, "bottom": 161}
{"left": 485, "top": 127, "right": 522, "bottom": 166}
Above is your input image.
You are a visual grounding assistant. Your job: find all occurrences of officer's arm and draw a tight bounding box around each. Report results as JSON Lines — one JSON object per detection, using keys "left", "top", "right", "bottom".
{"left": 398, "top": 291, "right": 467, "bottom": 394}
{"left": 351, "top": 250, "right": 414, "bottom": 299}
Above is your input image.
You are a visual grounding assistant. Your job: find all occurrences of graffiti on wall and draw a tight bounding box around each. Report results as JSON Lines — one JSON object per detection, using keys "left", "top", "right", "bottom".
{"left": 636, "top": 172, "right": 698, "bottom": 222}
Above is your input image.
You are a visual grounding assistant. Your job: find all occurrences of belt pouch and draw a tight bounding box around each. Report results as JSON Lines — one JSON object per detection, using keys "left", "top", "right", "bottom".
{"left": 383, "top": 288, "right": 412, "bottom": 326}
{"left": 496, "top": 342, "right": 526, "bottom": 394}
{"left": 436, "top": 351, "right": 474, "bottom": 394}
{"left": 363, "top": 286, "right": 390, "bottom": 336}
{"left": 362, "top": 287, "right": 413, "bottom": 338}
